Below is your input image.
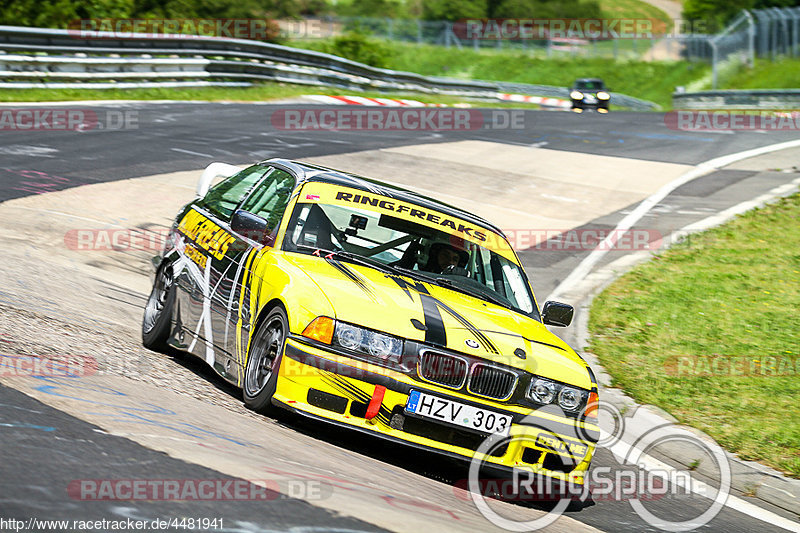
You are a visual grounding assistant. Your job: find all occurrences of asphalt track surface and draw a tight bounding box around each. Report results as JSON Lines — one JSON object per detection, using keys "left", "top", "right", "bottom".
{"left": 1, "top": 103, "right": 799, "bottom": 533}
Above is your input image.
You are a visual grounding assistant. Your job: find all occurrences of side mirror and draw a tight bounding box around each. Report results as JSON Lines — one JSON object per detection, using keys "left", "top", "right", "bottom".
{"left": 231, "top": 210, "right": 272, "bottom": 246}
{"left": 196, "top": 162, "right": 243, "bottom": 198}
{"left": 541, "top": 301, "right": 573, "bottom": 327}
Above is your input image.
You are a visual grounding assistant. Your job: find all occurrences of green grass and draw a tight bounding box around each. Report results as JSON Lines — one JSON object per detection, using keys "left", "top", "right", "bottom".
{"left": 294, "top": 39, "right": 708, "bottom": 109}
{"left": 598, "top": 0, "right": 673, "bottom": 30}
{"left": 720, "top": 57, "right": 800, "bottom": 90}
{"left": 0, "top": 82, "right": 538, "bottom": 107}
{"left": 588, "top": 194, "right": 800, "bottom": 477}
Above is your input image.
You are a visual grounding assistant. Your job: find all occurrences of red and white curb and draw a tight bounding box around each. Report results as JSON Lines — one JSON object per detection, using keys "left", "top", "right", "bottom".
{"left": 497, "top": 92, "right": 571, "bottom": 109}
{"left": 305, "top": 93, "right": 571, "bottom": 109}
{"left": 303, "top": 95, "right": 454, "bottom": 107}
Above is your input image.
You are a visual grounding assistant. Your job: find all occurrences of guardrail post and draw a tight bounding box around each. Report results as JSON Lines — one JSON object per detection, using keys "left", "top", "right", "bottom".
{"left": 711, "top": 40, "right": 719, "bottom": 89}
{"left": 743, "top": 10, "right": 755, "bottom": 65}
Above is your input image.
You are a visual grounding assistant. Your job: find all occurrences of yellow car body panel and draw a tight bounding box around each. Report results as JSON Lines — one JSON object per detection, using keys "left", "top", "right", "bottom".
{"left": 161, "top": 160, "right": 599, "bottom": 486}
{"left": 234, "top": 179, "right": 598, "bottom": 484}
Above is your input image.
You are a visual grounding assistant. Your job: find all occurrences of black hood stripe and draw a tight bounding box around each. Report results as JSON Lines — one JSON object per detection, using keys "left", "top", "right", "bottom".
{"left": 324, "top": 258, "right": 379, "bottom": 302}
{"left": 388, "top": 275, "right": 500, "bottom": 353}
{"left": 389, "top": 276, "right": 447, "bottom": 346}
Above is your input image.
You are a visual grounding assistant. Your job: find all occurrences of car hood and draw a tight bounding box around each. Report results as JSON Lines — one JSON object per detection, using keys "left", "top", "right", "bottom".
{"left": 285, "top": 253, "right": 592, "bottom": 390}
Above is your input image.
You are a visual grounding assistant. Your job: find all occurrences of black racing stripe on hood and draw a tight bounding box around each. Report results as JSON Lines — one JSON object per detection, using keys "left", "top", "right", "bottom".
{"left": 388, "top": 276, "right": 447, "bottom": 347}
{"left": 387, "top": 275, "right": 414, "bottom": 301}
{"left": 418, "top": 293, "right": 447, "bottom": 347}
{"left": 324, "top": 257, "right": 378, "bottom": 302}
{"left": 388, "top": 275, "right": 500, "bottom": 354}
{"left": 434, "top": 299, "right": 500, "bottom": 355}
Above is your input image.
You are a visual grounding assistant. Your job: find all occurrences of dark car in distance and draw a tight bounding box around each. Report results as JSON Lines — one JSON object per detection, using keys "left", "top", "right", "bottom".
{"left": 570, "top": 78, "right": 610, "bottom": 113}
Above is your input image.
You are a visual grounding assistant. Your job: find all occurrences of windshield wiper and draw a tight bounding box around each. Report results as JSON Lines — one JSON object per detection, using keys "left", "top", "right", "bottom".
{"left": 395, "top": 266, "right": 510, "bottom": 307}
{"left": 292, "top": 245, "right": 509, "bottom": 307}
{"left": 291, "top": 244, "right": 395, "bottom": 275}
{"left": 334, "top": 250, "right": 395, "bottom": 275}
{"left": 434, "top": 277, "right": 510, "bottom": 307}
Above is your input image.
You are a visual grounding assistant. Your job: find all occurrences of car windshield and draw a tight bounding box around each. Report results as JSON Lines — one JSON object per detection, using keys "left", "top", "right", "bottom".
{"left": 282, "top": 183, "right": 538, "bottom": 317}
{"left": 576, "top": 81, "right": 604, "bottom": 90}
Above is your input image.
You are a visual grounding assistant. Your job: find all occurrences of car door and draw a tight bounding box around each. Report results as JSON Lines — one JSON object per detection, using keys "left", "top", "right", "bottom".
{"left": 212, "top": 165, "right": 297, "bottom": 385}
{"left": 173, "top": 164, "right": 271, "bottom": 370}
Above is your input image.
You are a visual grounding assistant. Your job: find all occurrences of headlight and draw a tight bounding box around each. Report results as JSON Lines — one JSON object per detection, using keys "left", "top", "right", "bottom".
{"left": 335, "top": 323, "right": 363, "bottom": 351}
{"left": 570, "top": 90, "right": 583, "bottom": 100}
{"left": 558, "top": 387, "right": 583, "bottom": 411}
{"left": 527, "top": 376, "right": 588, "bottom": 412}
{"left": 529, "top": 378, "right": 557, "bottom": 403}
{"left": 596, "top": 91, "right": 610, "bottom": 100}
{"left": 333, "top": 321, "right": 403, "bottom": 361}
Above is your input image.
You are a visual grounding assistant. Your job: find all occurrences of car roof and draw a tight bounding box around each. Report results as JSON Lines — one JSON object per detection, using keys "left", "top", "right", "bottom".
{"left": 261, "top": 158, "right": 505, "bottom": 237}
{"left": 574, "top": 78, "right": 604, "bottom": 82}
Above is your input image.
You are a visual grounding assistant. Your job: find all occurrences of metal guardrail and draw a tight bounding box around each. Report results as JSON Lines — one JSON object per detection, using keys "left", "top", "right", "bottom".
{"left": 673, "top": 89, "right": 800, "bottom": 109}
{"left": 0, "top": 25, "right": 659, "bottom": 110}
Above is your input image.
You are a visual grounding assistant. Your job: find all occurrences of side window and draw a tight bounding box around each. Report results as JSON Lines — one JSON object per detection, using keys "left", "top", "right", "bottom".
{"left": 239, "top": 168, "right": 296, "bottom": 233}
{"left": 200, "top": 165, "right": 270, "bottom": 221}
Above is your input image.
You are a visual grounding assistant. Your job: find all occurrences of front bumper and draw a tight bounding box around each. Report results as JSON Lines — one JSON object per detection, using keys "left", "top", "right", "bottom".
{"left": 274, "top": 338, "right": 598, "bottom": 485}
{"left": 571, "top": 97, "right": 609, "bottom": 110}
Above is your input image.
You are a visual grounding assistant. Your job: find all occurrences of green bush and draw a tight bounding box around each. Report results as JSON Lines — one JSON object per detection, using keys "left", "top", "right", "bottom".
{"left": 325, "top": 31, "right": 394, "bottom": 68}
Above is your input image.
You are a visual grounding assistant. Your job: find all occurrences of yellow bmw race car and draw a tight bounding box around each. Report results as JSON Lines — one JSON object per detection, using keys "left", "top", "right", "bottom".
{"left": 142, "top": 158, "right": 600, "bottom": 487}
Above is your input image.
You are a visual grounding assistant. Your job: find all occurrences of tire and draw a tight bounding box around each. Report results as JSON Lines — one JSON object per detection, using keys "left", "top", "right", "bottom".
{"left": 142, "top": 263, "right": 175, "bottom": 352}
{"left": 243, "top": 306, "right": 288, "bottom": 413}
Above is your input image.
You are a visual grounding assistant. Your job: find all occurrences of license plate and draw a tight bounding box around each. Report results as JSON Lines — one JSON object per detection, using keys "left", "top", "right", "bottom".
{"left": 405, "top": 391, "right": 512, "bottom": 436}
{"left": 584, "top": 95, "right": 597, "bottom": 103}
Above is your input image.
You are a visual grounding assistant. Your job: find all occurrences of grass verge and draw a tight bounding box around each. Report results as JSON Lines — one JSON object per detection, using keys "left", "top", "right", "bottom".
{"left": 598, "top": 0, "right": 673, "bottom": 29}
{"left": 0, "top": 82, "right": 541, "bottom": 108}
{"left": 588, "top": 193, "right": 800, "bottom": 477}
{"left": 721, "top": 57, "right": 800, "bottom": 90}
{"left": 294, "top": 39, "right": 708, "bottom": 109}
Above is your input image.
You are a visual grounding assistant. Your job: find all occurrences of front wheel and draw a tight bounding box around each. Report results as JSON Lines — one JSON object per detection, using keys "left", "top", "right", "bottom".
{"left": 142, "top": 264, "right": 175, "bottom": 352}
{"left": 243, "top": 307, "right": 288, "bottom": 413}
